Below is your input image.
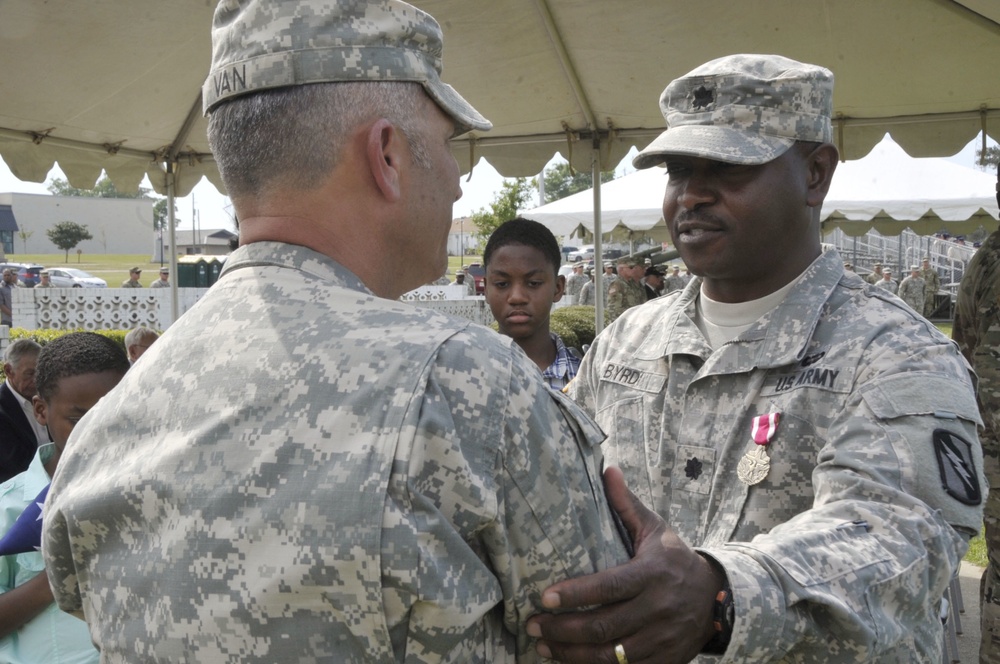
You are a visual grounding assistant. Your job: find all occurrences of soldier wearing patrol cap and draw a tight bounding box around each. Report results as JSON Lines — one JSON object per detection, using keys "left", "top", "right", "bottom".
{"left": 605, "top": 255, "right": 646, "bottom": 324}
{"left": 664, "top": 264, "right": 687, "bottom": 293}
{"left": 528, "top": 54, "right": 984, "bottom": 663}
{"left": 866, "top": 261, "right": 883, "bottom": 284}
{"left": 921, "top": 256, "right": 942, "bottom": 317}
{"left": 42, "top": 2, "right": 628, "bottom": 662}
{"left": 898, "top": 264, "right": 926, "bottom": 314}
{"left": 120, "top": 266, "right": 142, "bottom": 288}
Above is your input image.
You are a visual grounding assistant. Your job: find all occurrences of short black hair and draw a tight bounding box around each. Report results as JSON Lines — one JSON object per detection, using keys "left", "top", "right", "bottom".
{"left": 483, "top": 217, "right": 561, "bottom": 275}
{"left": 35, "top": 332, "right": 130, "bottom": 401}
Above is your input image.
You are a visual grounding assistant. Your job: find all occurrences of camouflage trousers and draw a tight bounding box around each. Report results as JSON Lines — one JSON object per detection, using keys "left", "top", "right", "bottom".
{"left": 982, "top": 516, "right": 1000, "bottom": 663}
{"left": 982, "top": 434, "right": 1000, "bottom": 663}
{"left": 924, "top": 295, "right": 937, "bottom": 318}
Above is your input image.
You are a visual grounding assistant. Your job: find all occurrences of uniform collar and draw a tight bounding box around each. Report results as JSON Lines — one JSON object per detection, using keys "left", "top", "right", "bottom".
{"left": 221, "top": 241, "right": 373, "bottom": 295}
{"left": 634, "top": 249, "right": 846, "bottom": 369}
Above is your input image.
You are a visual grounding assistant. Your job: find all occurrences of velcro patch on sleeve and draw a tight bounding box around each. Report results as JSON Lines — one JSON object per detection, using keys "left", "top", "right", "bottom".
{"left": 933, "top": 429, "right": 982, "bottom": 506}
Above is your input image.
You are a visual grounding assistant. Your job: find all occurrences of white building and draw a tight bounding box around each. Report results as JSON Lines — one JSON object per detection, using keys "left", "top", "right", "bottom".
{"left": 0, "top": 192, "right": 154, "bottom": 256}
{"left": 448, "top": 216, "right": 478, "bottom": 256}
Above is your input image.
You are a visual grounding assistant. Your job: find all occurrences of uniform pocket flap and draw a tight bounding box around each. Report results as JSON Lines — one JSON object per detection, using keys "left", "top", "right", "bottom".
{"left": 860, "top": 373, "right": 980, "bottom": 424}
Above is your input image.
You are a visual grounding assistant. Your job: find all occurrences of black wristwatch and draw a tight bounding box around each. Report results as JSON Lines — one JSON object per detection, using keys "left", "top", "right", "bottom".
{"left": 704, "top": 583, "right": 735, "bottom": 654}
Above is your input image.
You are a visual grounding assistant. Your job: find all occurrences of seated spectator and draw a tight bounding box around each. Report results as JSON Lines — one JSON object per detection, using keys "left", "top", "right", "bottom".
{"left": 0, "top": 332, "right": 129, "bottom": 662}
{"left": 484, "top": 218, "right": 580, "bottom": 390}
{"left": 123, "top": 327, "right": 160, "bottom": 364}
{"left": 0, "top": 340, "right": 45, "bottom": 482}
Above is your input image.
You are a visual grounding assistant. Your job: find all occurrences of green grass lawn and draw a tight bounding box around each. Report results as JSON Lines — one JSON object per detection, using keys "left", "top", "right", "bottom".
{"left": 967, "top": 529, "right": 988, "bottom": 568}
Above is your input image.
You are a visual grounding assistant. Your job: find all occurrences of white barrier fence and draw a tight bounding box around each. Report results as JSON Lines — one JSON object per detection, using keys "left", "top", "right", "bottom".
{"left": 3, "top": 284, "right": 494, "bottom": 340}
{"left": 10, "top": 288, "right": 210, "bottom": 331}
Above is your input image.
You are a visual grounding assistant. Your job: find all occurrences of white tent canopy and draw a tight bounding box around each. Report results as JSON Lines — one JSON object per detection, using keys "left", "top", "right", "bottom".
{"left": 822, "top": 139, "right": 1000, "bottom": 237}
{"left": 0, "top": 0, "right": 998, "bottom": 197}
{"left": 2, "top": 0, "right": 998, "bottom": 327}
{"left": 520, "top": 136, "right": 1000, "bottom": 240}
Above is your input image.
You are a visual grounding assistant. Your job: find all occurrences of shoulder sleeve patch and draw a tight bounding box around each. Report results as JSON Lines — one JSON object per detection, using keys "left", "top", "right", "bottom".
{"left": 933, "top": 429, "right": 982, "bottom": 505}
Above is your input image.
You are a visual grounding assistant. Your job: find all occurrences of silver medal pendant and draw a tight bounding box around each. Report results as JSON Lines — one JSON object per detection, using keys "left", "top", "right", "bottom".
{"left": 737, "top": 445, "right": 770, "bottom": 485}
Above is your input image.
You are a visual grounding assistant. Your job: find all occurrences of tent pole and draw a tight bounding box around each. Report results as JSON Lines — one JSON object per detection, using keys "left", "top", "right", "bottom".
{"left": 592, "top": 138, "right": 604, "bottom": 333}
{"left": 165, "top": 162, "right": 179, "bottom": 325}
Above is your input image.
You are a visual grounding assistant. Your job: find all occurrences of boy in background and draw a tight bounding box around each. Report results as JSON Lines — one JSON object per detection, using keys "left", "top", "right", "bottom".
{"left": 484, "top": 218, "right": 580, "bottom": 390}
{"left": 0, "top": 332, "right": 129, "bottom": 663}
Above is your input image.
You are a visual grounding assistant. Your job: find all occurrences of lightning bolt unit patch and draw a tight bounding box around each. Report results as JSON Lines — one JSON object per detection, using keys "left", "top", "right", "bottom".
{"left": 932, "top": 429, "right": 982, "bottom": 505}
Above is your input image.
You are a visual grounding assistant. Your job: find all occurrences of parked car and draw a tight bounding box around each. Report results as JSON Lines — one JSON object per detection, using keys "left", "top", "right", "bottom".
{"left": 45, "top": 267, "right": 108, "bottom": 288}
{"left": 0, "top": 263, "right": 43, "bottom": 288}
{"left": 602, "top": 248, "right": 626, "bottom": 260}
{"left": 568, "top": 245, "right": 594, "bottom": 262}
{"left": 561, "top": 246, "right": 579, "bottom": 262}
{"left": 464, "top": 263, "right": 486, "bottom": 295}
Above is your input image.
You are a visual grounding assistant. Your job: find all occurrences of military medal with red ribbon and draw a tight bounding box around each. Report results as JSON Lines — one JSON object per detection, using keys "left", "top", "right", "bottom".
{"left": 737, "top": 412, "right": 780, "bottom": 485}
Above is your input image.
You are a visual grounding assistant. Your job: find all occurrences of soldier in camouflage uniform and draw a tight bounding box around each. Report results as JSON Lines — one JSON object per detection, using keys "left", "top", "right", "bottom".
{"left": 528, "top": 54, "right": 984, "bottom": 664}
{"left": 605, "top": 256, "right": 646, "bottom": 324}
{"left": 597, "top": 264, "right": 616, "bottom": 308}
{"left": 564, "top": 263, "right": 588, "bottom": 305}
{"left": 954, "top": 227, "right": 1000, "bottom": 664}
{"left": 922, "top": 256, "right": 942, "bottom": 317}
{"left": 897, "top": 265, "right": 926, "bottom": 314}
{"left": 664, "top": 265, "right": 687, "bottom": 293}
{"left": 42, "top": 2, "right": 629, "bottom": 662}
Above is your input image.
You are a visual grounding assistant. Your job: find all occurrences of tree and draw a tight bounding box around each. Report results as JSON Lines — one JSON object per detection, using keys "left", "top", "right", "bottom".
{"left": 47, "top": 176, "right": 148, "bottom": 199}
{"left": 47, "top": 221, "right": 93, "bottom": 262}
{"left": 541, "top": 162, "right": 615, "bottom": 204}
{"left": 152, "top": 198, "right": 180, "bottom": 231}
{"left": 470, "top": 178, "right": 535, "bottom": 246}
{"left": 976, "top": 146, "right": 1000, "bottom": 171}
{"left": 16, "top": 230, "right": 33, "bottom": 253}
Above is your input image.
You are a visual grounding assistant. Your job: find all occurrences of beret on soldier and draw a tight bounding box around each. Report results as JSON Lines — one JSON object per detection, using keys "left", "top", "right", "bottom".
{"left": 203, "top": 0, "right": 492, "bottom": 137}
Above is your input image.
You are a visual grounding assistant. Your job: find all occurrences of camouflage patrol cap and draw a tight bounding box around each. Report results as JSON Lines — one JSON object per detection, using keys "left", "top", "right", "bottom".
{"left": 617, "top": 255, "right": 643, "bottom": 268}
{"left": 634, "top": 54, "right": 834, "bottom": 169}
{"left": 202, "top": 0, "right": 493, "bottom": 137}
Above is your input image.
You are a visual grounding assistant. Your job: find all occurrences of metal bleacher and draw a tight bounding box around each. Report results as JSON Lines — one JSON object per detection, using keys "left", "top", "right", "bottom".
{"left": 824, "top": 227, "right": 983, "bottom": 319}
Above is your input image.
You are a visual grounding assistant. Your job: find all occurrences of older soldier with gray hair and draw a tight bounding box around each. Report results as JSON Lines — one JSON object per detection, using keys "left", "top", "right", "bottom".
{"left": 42, "top": 2, "right": 627, "bottom": 662}
{"left": 528, "top": 54, "right": 984, "bottom": 663}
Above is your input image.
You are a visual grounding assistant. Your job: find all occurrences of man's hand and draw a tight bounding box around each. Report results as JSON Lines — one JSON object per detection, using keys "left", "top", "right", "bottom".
{"left": 0, "top": 570, "right": 55, "bottom": 637}
{"left": 526, "top": 466, "right": 724, "bottom": 663}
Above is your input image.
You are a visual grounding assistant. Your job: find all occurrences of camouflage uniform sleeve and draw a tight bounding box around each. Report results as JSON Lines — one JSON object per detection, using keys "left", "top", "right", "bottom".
{"left": 704, "top": 343, "right": 983, "bottom": 661}
{"left": 416, "top": 331, "right": 629, "bottom": 659}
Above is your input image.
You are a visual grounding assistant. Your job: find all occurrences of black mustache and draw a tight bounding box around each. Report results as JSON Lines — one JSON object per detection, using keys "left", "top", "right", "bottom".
{"left": 676, "top": 210, "right": 726, "bottom": 226}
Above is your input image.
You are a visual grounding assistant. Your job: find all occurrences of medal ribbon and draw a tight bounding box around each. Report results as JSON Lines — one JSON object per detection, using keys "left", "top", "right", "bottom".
{"left": 751, "top": 413, "right": 780, "bottom": 446}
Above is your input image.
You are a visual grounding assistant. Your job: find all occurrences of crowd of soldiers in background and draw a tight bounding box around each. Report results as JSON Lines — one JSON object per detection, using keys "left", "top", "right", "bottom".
{"left": 449, "top": 252, "right": 948, "bottom": 325}
{"left": 845, "top": 256, "right": 941, "bottom": 317}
